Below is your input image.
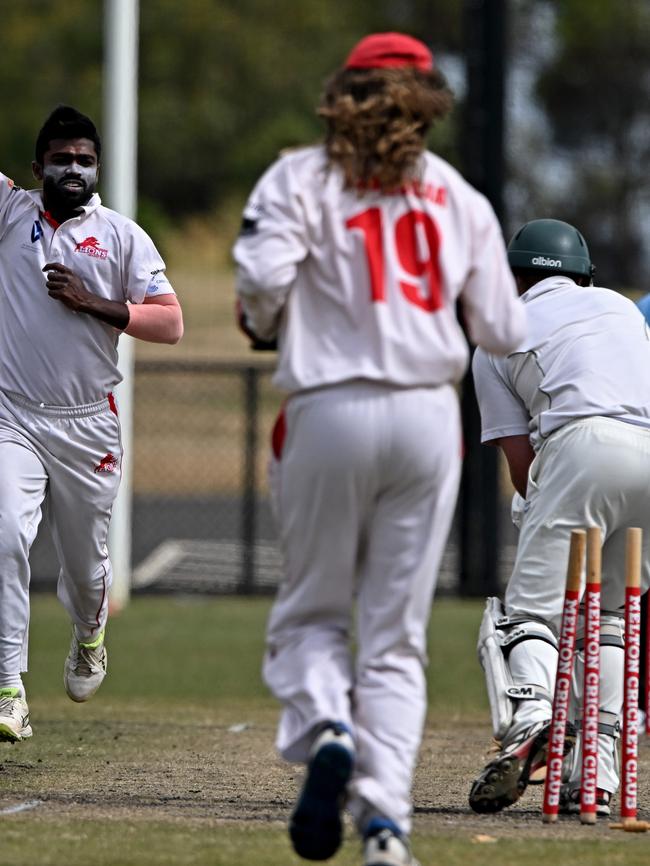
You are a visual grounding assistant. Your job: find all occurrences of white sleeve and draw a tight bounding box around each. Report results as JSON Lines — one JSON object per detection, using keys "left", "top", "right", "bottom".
{"left": 122, "top": 221, "right": 171, "bottom": 304}
{"left": 232, "top": 155, "right": 308, "bottom": 341}
{"left": 472, "top": 348, "right": 531, "bottom": 443}
{"left": 0, "top": 173, "right": 20, "bottom": 237}
{"left": 460, "top": 193, "right": 527, "bottom": 355}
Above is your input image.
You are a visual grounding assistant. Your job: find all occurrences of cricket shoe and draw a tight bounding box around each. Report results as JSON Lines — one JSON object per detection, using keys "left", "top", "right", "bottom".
{"left": 363, "top": 821, "right": 421, "bottom": 866}
{"left": 0, "top": 688, "right": 32, "bottom": 742}
{"left": 64, "top": 630, "right": 107, "bottom": 702}
{"left": 469, "top": 719, "right": 576, "bottom": 814}
{"left": 558, "top": 785, "right": 611, "bottom": 818}
{"left": 289, "top": 721, "right": 355, "bottom": 860}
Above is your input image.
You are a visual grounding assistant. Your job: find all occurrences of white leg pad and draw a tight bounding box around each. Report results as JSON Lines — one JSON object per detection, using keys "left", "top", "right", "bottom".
{"left": 477, "top": 598, "right": 556, "bottom": 740}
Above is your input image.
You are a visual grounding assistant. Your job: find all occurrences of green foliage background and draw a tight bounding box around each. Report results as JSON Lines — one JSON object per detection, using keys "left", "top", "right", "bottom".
{"left": 533, "top": 0, "right": 650, "bottom": 286}
{"left": 0, "top": 0, "right": 460, "bottom": 224}
{"left": 4, "top": 1, "right": 650, "bottom": 286}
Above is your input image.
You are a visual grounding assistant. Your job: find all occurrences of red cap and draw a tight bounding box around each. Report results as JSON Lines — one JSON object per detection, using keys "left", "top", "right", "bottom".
{"left": 344, "top": 32, "right": 433, "bottom": 72}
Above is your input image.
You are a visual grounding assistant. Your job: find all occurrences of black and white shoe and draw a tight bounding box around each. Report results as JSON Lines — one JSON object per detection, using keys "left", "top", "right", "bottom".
{"left": 558, "top": 785, "right": 612, "bottom": 818}
{"left": 289, "top": 722, "right": 355, "bottom": 860}
{"left": 469, "top": 719, "right": 576, "bottom": 814}
{"left": 363, "top": 825, "right": 420, "bottom": 866}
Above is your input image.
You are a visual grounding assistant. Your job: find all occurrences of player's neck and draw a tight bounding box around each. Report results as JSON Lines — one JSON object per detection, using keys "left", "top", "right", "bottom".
{"left": 41, "top": 200, "right": 84, "bottom": 226}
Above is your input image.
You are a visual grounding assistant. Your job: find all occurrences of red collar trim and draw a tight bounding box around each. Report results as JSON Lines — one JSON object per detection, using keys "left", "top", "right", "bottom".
{"left": 41, "top": 210, "right": 61, "bottom": 229}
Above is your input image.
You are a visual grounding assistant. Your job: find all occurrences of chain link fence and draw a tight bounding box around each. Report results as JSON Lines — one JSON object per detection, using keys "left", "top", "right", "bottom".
{"left": 130, "top": 360, "right": 282, "bottom": 595}
{"left": 29, "top": 360, "right": 518, "bottom": 596}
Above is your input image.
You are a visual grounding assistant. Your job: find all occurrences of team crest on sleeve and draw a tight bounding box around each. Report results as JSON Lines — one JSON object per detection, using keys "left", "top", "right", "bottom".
{"left": 74, "top": 236, "right": 109, "bottom": 259}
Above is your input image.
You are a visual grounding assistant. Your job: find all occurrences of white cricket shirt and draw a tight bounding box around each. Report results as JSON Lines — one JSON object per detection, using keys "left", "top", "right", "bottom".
{"left": 0, "top": 172, "right": 174, "bottom": 406}
{"left": 472, "top": 276, "right": 650, "bottom": 450}
{"left": 233, "top": 145, "right": 525, "bottom": 392}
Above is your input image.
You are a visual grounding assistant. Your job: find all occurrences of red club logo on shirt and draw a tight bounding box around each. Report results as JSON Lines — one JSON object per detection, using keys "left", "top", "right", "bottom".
{"left": 94, "top": 452, "right": 119, "bottom": 473}
{"left": 74, "top": 236, "right": 108, "bottom": 260}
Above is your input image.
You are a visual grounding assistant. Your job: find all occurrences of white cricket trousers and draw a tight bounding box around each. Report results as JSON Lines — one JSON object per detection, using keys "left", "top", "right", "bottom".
{"left": 506, "top": 416, "right": 650, "bottom": 793}
{"left": 507, "top": 417, "right": 650, "bottom": 623}
{"left": 0, "top": 389, "right": 122, "bottom": 681}
{"left": 263, "top": 380, "right": 462, "bottom": 834}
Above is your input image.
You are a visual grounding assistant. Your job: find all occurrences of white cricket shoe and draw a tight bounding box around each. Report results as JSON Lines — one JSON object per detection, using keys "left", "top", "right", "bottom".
{"left": 64, "top": 631, "right": 107, "bottom": 702}
{"left": 0, "top": 688, "right": 33, "bottom": 742}
{"left": 363, "top": 828, "right": 420, "bottom": 866}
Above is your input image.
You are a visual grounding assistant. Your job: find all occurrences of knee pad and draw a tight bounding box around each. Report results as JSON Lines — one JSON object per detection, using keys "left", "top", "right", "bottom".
{"left": 575, "top": 612, "right": 625, "bottom": 652}
{"left": 573, "top": 613, "right": 625, "bottom": 712}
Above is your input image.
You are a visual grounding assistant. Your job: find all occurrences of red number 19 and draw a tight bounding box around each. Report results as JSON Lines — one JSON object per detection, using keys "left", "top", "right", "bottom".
{"left": 345, "top": 207, "right": 443, "bottom": 312}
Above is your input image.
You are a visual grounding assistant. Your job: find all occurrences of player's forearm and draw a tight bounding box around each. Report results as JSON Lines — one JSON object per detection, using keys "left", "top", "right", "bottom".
{"left": 497, "top": 434, "right": 535, "bottom": 498}
{"left": 124, "top": 301, "right": 184, "bottom": 344}
{"left": 508, "top": 464, "right": 529, "bottom": 499}
{"left": 78, "top": 295, "right": 130, "bottom": 330}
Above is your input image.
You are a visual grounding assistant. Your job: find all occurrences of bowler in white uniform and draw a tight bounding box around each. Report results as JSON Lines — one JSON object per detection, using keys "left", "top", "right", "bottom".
{"left": 469, "top": 218, "right": 650, "bottom": 817}
{"left": 0, "top": 106, "right": 183, "bottom": 742}
{"left": 234, "top": 32, "right": 526, "bottom": 866}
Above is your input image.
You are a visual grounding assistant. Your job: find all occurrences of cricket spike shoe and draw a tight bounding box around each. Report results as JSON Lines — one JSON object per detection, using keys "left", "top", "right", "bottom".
{"left": 0, "top": 688, "right": 33, "bottom": 742}
{"left": 469, "top": 719, "right": 576, "bottom": 814}
{"left": 289, "top": 722, "right": 355, "bottom": 861}
{"left": 64, "top": 630, "right": 107, "bottom": 702}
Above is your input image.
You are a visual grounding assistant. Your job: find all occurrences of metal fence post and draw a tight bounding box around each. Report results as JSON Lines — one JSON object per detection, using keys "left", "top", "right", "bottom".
{"left": 458, "top": 0, "right": 507, "bottom": 597}
{"left": 241, "top": 366, "right": 259, "bottom": 593}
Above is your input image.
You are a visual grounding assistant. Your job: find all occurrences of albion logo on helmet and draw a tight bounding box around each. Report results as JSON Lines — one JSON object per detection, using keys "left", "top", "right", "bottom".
{"left": 532, "top": 256, "right": 562, "bottom": 267}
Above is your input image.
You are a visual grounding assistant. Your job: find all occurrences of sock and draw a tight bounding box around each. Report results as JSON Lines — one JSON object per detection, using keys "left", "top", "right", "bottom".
{"left": 364, "top": 816, "right": 402, "bottom": 838}
{"left": 0, "top": 681, "right": 26, "bottom": 699}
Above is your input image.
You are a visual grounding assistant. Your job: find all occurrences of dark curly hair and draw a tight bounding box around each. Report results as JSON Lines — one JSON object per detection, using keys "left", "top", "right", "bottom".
{"left": 318, "top": 66, "right": 453, "bottom": 192}
{"left": 35, "top": 105, "right": 101, "bottom": 165}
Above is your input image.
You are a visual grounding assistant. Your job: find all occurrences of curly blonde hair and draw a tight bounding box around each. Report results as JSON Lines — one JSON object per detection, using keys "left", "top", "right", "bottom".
{"left": 318, "top": 66, "right": 454, "bottom": 192}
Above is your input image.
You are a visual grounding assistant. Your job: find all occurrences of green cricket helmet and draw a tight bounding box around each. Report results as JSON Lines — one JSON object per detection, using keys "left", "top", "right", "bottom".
{"left": 507, "top": 219, "right": 594, "bottom": 279}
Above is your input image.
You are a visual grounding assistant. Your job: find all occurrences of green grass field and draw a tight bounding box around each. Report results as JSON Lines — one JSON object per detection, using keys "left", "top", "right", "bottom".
{"left": 1, "top": 595, "right": 648, "bottom": 865}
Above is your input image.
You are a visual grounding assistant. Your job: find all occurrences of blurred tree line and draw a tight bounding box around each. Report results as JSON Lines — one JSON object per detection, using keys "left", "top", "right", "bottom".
{"left": 509, "top": 0, "right": 650, "bottom": 289}
{"left": 2, "top": 0, "right": 649, "bottom": 287}
{"left": 0, "top": 0, "right": 460, "bottom": 228}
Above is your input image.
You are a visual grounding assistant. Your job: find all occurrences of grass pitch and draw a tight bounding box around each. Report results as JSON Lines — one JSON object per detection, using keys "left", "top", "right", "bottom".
{"left": 0, "top": 594, "right": 648, "bottom": 865}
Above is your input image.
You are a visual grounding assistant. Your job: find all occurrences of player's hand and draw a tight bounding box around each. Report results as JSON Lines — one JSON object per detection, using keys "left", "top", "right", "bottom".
{"left": 235, "top": 299, "right": 278, "bottom": 351}
{"left": 43, "top": 262, "right": 93, "bottom": 312}
{"left": 43, "top": 262, "right": 129, "bottom": 329}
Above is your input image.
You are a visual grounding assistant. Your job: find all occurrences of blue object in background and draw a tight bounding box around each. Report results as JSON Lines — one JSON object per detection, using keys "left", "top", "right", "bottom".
{"left": 637, "top": 293, "right": 650, "bottom": 323}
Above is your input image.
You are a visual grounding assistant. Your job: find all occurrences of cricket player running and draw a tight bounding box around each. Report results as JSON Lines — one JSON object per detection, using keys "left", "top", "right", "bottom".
{"left": 469, "top": 219, "right": 650, "bottom": 817}
{"left": 234, "top": 32, "right": 525, "bottom": 866}
{"left": 0, "top": 106, "right": 183, "bottom": 741}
